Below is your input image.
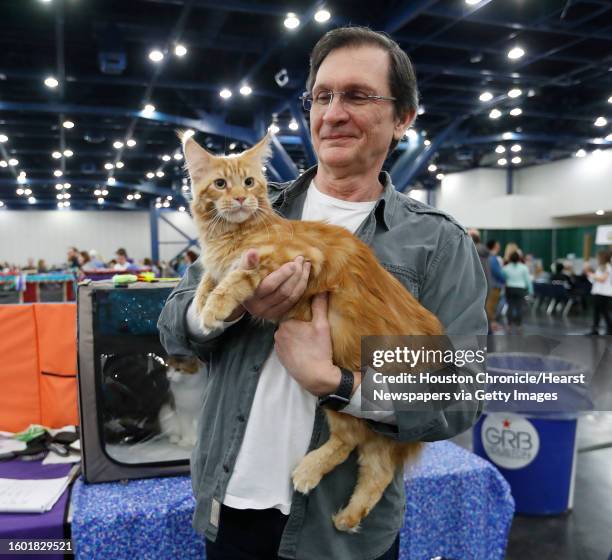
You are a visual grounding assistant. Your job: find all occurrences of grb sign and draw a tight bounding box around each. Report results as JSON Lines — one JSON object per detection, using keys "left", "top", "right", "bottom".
{"left": 482, "top": 413, "right": 540, "bottom": 469}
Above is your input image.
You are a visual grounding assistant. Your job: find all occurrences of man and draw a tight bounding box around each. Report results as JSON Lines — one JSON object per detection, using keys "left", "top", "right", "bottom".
{"left": 158, "top": 26, "right": 487, "bottom": 560}
{"left": 113, "top": 247, "right": 138, "bottom": 271}
{"left": 486, "top": 239, "right": 505, "bottom": 332}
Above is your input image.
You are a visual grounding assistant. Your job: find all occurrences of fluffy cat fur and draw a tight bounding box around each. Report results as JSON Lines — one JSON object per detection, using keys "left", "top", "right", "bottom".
{"left": 183, "top": 133, "right": 444, "bottom": 532}
{"left": 159, "top": 356, "right": 205, "bottom": 448}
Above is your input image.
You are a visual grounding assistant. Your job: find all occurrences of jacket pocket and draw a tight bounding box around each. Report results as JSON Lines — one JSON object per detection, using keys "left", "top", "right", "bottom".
{"left": 381, "top": 263, "right": 421, "bottom": 300}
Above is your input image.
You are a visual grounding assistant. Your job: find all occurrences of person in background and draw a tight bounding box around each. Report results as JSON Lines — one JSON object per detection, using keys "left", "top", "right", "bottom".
{"left": 37, "top": 259, "right": 48, "bottom": 273}
{"left": 78, "top": 251, "right": 97, "bottom": 272}
{"left": 113, "top": 248, "right": 138, "bottom": 271}
{"left": 88, "top": 249, "right": 106, "bottom": 269}
{"left": 177, "top": 249, "right": 200, "bottom": 277}
{"left": 503, "top": 242, "right": 523, "bottom": 265}
{"left": 587, "top": 251, "right": 612, "bottom": 335}
{"left": 486, "top": 239, "right": 504, "bottom": 332}
{"left": 503, "top": 251, "right": 533, "bottom": 334}
{"left": 551, "top": 261, "right": 574, "bottom": 290}
{"left": 67, "top": 247, "right": 80, "bottom": 269}
{"left": 142, "top": 257, "right": 161, "bottom": 277}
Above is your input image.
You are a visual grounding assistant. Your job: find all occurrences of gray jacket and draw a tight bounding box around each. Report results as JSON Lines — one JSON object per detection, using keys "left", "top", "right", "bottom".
{"left": 157, "top": 167, "right": 488, "bottom": 560}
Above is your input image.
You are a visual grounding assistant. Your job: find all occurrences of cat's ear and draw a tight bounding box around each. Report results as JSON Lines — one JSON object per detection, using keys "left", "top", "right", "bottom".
{"left": 179, "top": 131, "right": 213, "bottom": 186}
{"left": 242, "top": 133, "right": 272, "bottom": 166}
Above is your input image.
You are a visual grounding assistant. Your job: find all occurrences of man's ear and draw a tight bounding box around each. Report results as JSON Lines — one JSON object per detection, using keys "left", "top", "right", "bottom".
{"left": 394, "top": 109, "right": 417, "bottom": 142}
{"left": 242, "top": 133, "right": 273, "bottom": 166}
{"left": 179, "top": 131, "right": 213, "bottom": 186}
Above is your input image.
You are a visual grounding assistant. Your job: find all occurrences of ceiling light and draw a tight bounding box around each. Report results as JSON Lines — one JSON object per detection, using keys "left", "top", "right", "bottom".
{"left": 173, "top": 152, "right": 183, "bottom": 160}
{"left": 63, "top": 182, "right": 70, "bottom": 189}
{"left": 28, "top": 196, "right": 36, "bottom": 204}
{"left": 94, "top": 189, "right": 101, "bottom": 196}
{"left": 314, "top": 9, "right": 331, "bottom": 22}
{"left": 607, "top": 96, "right": 612, "bottom": 104}
{"left": 0, "top": 134, "right": 8, "bottom": 143}
{"left": 229, "top": 142, "right": 237, "bottom": 150}
{"left": 507, "top": 46, "right": 525, "bottom": 60}
{"left": 596, "top": 210, "right": 605, "bottom": 216}
{"left": 268, "top": 123, "right": 280, "bottom": 134}
{"left": 166, "top": 195, "right": 173, "bottom": 201}
{"left": 424, "top": 139, "right": 431, "bottom": 146}
{"left": 57, "top": 202, "right": 63, "bottom": 208}
{"left": 162, "top": 154, "right": 171, "bottom": 162}
{"left": 17, "top": 188, "right": 24, "bottom": 195}
{"left": 64, "top": 201, "right": 70, "bottom": 207}
{"left": 102, "top": 189, "right": 109, "bottom": 196}
{"left": 149, "top": 49, "right": 164, "bottom": 62}
{"left": 57, "top": 193, "right": 63, "bottom": 200}
{"left": 0, "top": 161, "right": 6, "bottom": 168}
{"left": 219, "top": 88, "right": 232, "bottom": 99}
{"left": 142, "top": 103, "right": 156, "bottom": 116}
{"left": 594, "top": 116, "right": 607, "bottom": 127}
{"left": 495, "top": 145, "right": 506, "bottom": 154}
{"left": 511, "top": 156, "right": 522, "bottom": 164}
{"left": 53, "top": 169, "right": 63, "bottom": 177}
{"left": 417, "top": 106, "right": 425, "bottom": 115}
{"left": 44, "top": 76, "right": 59, "bottom": 88}
{"left": 575, "top": 149, "right": 587, "bottom": 158}
{"left": 156, "top": 171, "right": 165, "bottom": 177}
{"left": 162, "top": 201, "right": 170, "bottom": 208}
{"left": 63, "top": 149, "right": 73, "bottom": 157}
{"left": 594, "top": 137, "right": 605, "bottom": 144}
{"left": 183, "top": 129, "right": 195, "bottom": 139}
{"left": 174, "top": 44, "right": 187, "bottom": 57}
{"left": 405, "top": 129, "right": 417, "bottom": 140}
{"left": 98, "top": 197, "right": 105, "bottom": 204}
{"left": 64, "top": 193, "right": 71, "bottom": 199}
{"left": 288, "top": 119, "right": 299, "bottom": 131}
{"left": 24, "top": 188, "right": 32, "bottom": 196}
{"left": 489, "top": 108, "right": 502, "bottom": 119}
{"left": 113, "top": 141, "right": 124, "bottom": 149}
{"left": 436, "top": 173, "right": 445, "bottom": 180}
{"left": 179, "top": 206, "right": 186, "bottom": 212}
{"left": 508, "top": 88, "right": 522, "bottom": 98}
{"left": 510, "top": 107, "right": 523, "bottom": 116}
{"left": 55, "top": 183, "right": 63, "bottom": 190}
{"left": 126, "top": 139, "right": 136, "bottom": 148}
{"left": 17, "top": 175, "right": 26, "bottom": 184}
{"left": 593, "top": 148, "right": 603, "bottom": 155}
{"left": 8, "top": 158, "right": 19, "bottom": 166}
{"left": 155, "top": 202, "right": 162, "bottom": 209}
{"left": 605, "top": 133, "right": 612, "bottom": 141}
{"left": 428, "top": 164, "right": 437, "bottom": 172}
{"left": 134, "top": 192, "right": 141, "bottom": 200}
{"left": 127, "top": 194, "right": 134, "bottom": 200}
{"left": 146, "top": 172, "right": 155, "bottom": 179}
{"left": 239, "top": 85, "right": 252, "bottom": 96}
{"left": 62, "top": 120, "right": 74, "bottom": 129}
{"left": 115, "top": 161, "right": 124, "bottom": 168}
{"left": 182, "top": 185, "right": 190, "bottom": 192}
{"left": 511, "top": 144, "right": 522, "bottom": 152}
{"left": 497, "top": 158, "right": 508, "bottom": 166}
{"left": 284, "top": 12, "right": 300, "bottom": 29}
{"left": 104, "top": 162, "right": 113, "bottom": 170}
{"left": 479, "top": 91, "right": 493, "bottom": 102}
{"left": 107, "top": 177, "right": 116, "bottom": 186}
{"left": 502, "top": 132, "right": 513, "bottom": 140}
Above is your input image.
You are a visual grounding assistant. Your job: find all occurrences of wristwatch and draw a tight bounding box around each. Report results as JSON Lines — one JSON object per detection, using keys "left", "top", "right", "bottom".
{"left": 318, "top": 367, "right": 354, "bottom": 411}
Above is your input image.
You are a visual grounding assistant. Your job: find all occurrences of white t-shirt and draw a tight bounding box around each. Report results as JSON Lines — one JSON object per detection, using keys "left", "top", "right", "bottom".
{"left": 223, "top": 182, "right": 377, "bottom": 514}
{"left": 591, "top": 264, "right": 612, "bottom": 297}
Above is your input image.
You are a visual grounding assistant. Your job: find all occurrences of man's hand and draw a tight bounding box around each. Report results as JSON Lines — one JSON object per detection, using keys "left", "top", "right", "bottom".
{"left": 274, "top": 292, "right": 343, "bottom": 396}
{"left": 224, "top": 249, "right": 311, "bottom": 322}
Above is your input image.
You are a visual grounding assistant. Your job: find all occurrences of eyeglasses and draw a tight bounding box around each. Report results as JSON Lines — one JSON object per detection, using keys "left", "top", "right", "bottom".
{"left": 300, "top": 90, "right": 397, "bottom": 112}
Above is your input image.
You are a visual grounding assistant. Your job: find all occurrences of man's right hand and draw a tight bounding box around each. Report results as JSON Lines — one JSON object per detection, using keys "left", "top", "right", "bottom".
{"left": 224, "top": 249, "right": 311, "bottom": 322}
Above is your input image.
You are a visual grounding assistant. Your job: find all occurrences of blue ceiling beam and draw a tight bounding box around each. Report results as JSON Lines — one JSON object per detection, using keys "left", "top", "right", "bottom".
{"left": 140, "top": 0, "right": 288, "bottom": 16}
{"left": 287, "top": 100, "right": 316, "bottom": 167}
{"left": 269, "top": 134, "right": 299, "bottom": 182}
{"left": 0, "top": 101, "right": 256, "bottom": 144}
{"left": 383, "top": 0, "right": 441, "bottom": 34}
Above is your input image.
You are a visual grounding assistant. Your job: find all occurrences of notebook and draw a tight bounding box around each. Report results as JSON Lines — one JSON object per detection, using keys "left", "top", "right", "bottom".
{"left": 0, "top": 464, "right": 79, "bottom": 513}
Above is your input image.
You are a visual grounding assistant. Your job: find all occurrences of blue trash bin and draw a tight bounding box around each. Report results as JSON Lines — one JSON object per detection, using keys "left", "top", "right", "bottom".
{"left": 473, "top": 353, "right": 591, "bottom": 515}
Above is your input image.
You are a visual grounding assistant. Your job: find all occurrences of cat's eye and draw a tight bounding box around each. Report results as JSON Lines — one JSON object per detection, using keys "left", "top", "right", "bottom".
{"left": 213, "top": 178, "right": 226, "bottom": 189}
{"left": 244, "top": 177, "right": 255, "bottom": 187}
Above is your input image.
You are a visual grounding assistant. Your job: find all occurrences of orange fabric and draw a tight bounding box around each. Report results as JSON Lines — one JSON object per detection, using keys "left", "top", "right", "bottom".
{"left": 34, "top": 304, "right": 78, "bottom": 427}
{"left": 0, "top": 305, "right": 41, "bottom": 432}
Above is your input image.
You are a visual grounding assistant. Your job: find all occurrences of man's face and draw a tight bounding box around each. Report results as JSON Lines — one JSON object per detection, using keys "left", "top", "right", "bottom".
{"left": 310, "top": 46, "right": 413, "bottom": 174}
{"left": 117, "top": 254, "right": 127, "bottom": 264}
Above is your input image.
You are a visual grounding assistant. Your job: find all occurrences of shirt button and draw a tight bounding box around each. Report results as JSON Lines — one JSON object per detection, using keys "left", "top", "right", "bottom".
{"left": 237, "top": 414, "right": 246, "bottom": 422}
{"left": 223, "top": 464, "right": 230, "bottom": 473}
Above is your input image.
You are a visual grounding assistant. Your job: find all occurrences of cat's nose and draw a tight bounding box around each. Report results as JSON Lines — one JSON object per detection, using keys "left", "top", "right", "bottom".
{"left": 235, "top": 197, "right": 246, "bottom": 205}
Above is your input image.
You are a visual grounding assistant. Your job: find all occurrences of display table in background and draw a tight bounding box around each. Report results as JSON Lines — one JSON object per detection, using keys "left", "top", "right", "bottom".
{"left": 71, "top": 441, "right": 514, "bottom": 560}
{"left": 0, "top": 273, "right": 76, "bottom": 303}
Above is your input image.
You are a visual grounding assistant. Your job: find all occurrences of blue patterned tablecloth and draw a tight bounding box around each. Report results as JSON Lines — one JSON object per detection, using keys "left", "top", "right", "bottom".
{"left": 71, "top": 441, "right": 514, "bottom": 560}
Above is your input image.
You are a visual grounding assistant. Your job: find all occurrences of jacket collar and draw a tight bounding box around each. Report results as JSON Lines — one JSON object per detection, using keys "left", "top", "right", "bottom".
{"left": 276, "top": 166, "right": 398, "bottom": 231}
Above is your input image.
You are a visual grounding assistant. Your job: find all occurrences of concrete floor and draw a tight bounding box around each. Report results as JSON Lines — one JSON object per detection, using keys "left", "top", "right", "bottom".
{"left": 452, "top": 306, "right": 612, "bottom": 560}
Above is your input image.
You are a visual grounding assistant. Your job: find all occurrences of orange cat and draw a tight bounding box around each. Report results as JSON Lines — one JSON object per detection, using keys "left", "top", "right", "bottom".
{"left": 183, "top": 133, "right": 444, "bottom": 532}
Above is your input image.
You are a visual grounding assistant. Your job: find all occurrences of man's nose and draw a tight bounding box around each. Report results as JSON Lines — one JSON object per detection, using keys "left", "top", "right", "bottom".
{"left": 235, "top": 196, "right": 246, "bottom": 205}
{"left": 322, "top": 95, "right": 349, "bottom": 122}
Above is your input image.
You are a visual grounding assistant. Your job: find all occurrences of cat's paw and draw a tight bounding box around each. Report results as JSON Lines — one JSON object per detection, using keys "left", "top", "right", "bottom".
{"left": 199, "top": 305, "right": 224, "bottom": 334}
{"left": 332, "top": 509, "right": 362, "bottom": 533}
{"left": 292, "top": 460, "right": 323, "bottom": 495}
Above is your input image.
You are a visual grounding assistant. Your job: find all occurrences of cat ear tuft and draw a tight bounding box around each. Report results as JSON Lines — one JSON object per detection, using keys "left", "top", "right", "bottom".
{"left": 180, "top": 132, "right": 212, "bottom": 186}
{"left": 243, "top": 133, "right": 272, "bottom": 166}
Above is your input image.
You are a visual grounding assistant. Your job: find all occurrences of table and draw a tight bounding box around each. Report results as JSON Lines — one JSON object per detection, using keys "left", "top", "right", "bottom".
{"left": 0, "top": 459, "right": 73, "bottom": 560}
{"left": 0, "top": 273, "right": 76, "bottom": 303}
{"left": 71, "top": 441, "right": 515, "bottom": 560}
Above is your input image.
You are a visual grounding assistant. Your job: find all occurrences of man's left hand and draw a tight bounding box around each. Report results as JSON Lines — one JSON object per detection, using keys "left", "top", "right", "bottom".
{"left": 274, "top": 292, "right": 341, "bottom": 396}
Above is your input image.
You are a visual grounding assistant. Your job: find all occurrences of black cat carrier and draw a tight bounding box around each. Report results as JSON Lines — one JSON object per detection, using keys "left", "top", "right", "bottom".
{"left": 77, "top": 280, "right": 206, "bottom": 483}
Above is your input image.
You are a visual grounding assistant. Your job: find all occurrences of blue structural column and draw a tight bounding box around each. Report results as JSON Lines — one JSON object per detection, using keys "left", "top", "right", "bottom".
{"left": 150, "top": 200, "right": 160, "bottom": 263}
{"left": 288, "top": 99, "right": 316, "bottom": 167}
{"left": 506, "top": 166, "right": 514, "bottom": 195}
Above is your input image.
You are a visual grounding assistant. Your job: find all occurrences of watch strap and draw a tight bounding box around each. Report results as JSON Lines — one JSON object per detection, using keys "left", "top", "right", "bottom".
{"left": 318, "top": 367, "right": 354, "bottom": 411}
